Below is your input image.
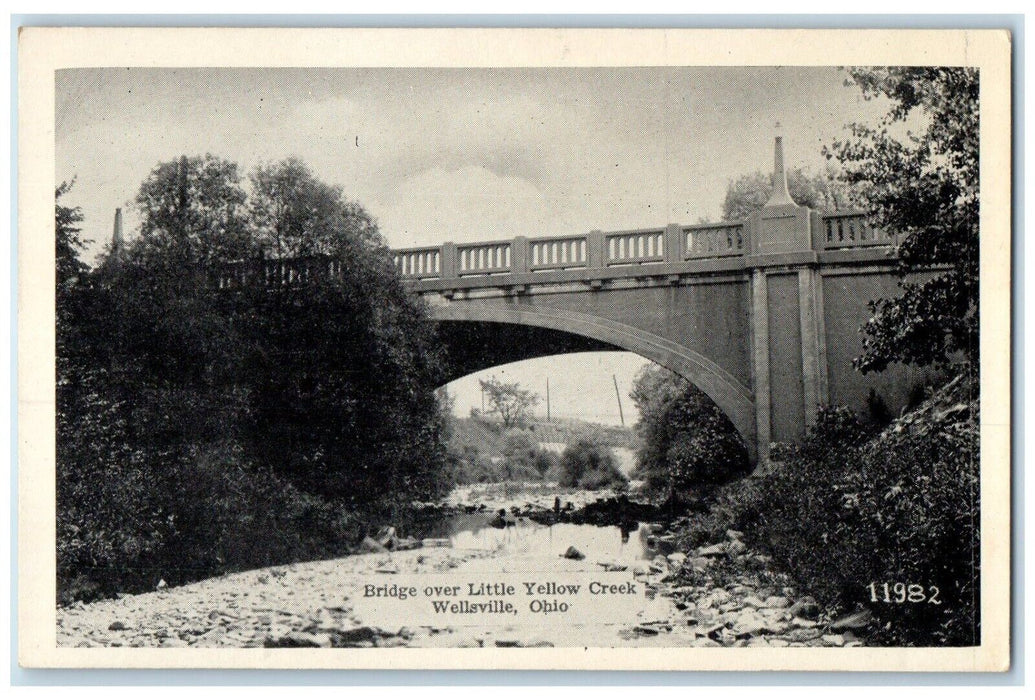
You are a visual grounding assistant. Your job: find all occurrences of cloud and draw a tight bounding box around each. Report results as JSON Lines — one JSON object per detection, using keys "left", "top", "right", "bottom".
{"left": 377, "top": 165, "right": 548, "bottom": 248}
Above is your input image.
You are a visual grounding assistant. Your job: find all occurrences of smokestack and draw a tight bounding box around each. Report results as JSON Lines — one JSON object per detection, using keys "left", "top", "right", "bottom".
{"left": 765, "top": 124, "right": 796, "bottom": 208}
{"left": 112, "top": 207, "right": 124, "bottom": 253}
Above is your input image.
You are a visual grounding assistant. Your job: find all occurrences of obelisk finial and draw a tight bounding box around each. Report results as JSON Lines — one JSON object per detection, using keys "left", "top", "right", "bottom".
{"left": 765, "top": 124, "right": 795, "bottom": 208}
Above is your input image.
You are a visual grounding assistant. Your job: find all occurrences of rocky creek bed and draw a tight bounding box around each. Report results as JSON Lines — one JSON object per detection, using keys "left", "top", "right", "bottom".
{"left": 57, "top": 487, "right": 871, "bottom": 649}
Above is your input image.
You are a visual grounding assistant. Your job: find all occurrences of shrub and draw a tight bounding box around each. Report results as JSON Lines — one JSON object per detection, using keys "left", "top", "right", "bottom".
{"left": 555, "top": 439, "right": 628, "bottom": 491}
{"left": 751, "top": 381, "right": 979, "bottom": 646}
{"left": 631, "top": 366, "right": 750, "bottom": 501}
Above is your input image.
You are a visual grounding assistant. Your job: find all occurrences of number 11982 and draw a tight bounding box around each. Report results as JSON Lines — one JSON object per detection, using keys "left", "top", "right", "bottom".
{"left": 868, "top": 582, "right": 942, "bottom": 604}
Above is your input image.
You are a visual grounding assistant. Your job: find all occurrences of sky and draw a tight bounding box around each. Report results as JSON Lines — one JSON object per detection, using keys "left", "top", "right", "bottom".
{"left": 56, "top": 66, "right": 889, "bottom": 426}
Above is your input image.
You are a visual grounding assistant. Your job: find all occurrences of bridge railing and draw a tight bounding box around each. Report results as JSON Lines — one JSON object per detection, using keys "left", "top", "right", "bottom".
{"left": 394, "top": 246, "right": 442, "bottom": 279}
{"left": 683, "top": 222, "right": 745, "bottom": 259}
{"left": 385, "top": 210, "right": 894, "bottom": 281}
{"left": 216, "top": 255, "right": 346, "bottom": 289}
{"left": 819, "top": 211, "right": 895, "bottom": 249}
{"left": 605, "top": 228, "right": 666, "bottom": 266}
{"left": 457, "top": 240, "right": 512, "bottom": 276}
{"left": 529, "top": 235, "right": 588, "bottom": 271}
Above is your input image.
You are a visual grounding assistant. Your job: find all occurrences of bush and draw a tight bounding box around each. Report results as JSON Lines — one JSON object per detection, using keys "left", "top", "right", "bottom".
{"left": 750, "top": 383, "right": 979, "bottom": 646}
{"left": 555, "top": 439, "right": 628, "bottom": 491}
{"left": 631, "top": 366, "right": 750, "bottom": 501}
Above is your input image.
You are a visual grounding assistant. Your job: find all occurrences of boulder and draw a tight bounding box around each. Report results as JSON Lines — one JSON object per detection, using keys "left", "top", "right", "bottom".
{"left": 108, "top": 621, "right": 128, "bottom": 631}
{"left": 725, "top": 529, "right": 745, "bottom": 540}
{"left": 374, "top": 526, "right": 397, "bottom": 548}
{"left": 357, "top": 536, "right": 388, "bottom": 554}
{"left": 829, "top": 608, "right": 873, "bottom": 631}
{"left": 763, "top": 595, "right": 790, "bottom": 609}
{"left": 561, "top": 546, "right": 585, "bottom": 560}
{"left": 666, "top": 552, "right": 688, "bottom": 568}
{"left": 787, "top": 596, "right": 820, "bottom": 619}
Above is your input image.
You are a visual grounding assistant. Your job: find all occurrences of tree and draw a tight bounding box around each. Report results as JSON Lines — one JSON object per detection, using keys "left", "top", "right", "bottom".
{"left": 826, "top": 68, "right": 979, "bottom": 372}
{"left": 499, "top": 429, "right": 553, "bottom": 481}
{"left": 249, "top": 157, "right": 383, "bottom": 258}
{"left": 133, "top": 154, "right": 251, "bottom": 266}
{"left": 721, "top": 164, "right": 861, "bottom": 221}
{"left": 630, "top": 364, "right": 749, "bottom": 501}
{"left": 555, "top": 439, "right": 627, "bottom": 491}
{"left": 479, "top": 376, "right": 539, "bottom": 429}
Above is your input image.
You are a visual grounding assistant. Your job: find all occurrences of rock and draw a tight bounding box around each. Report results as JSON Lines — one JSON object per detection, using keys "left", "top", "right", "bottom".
{"left": 829, "top": 608, "right": 873, "bottom": 631}
{"left": 692, "top": 637, "right": 721, "bottom": 647}
{"left": 689, "top": 557, "right": 712, "bottom": 572}
{"left": 696, "top": 543, "right": 727, "bottom": 557}
{"left": 495, "top": 639, "right": 521, "bottom": 647}
{"left": 742, "top": 596, "right": 766, "bottom": 609}
{"left": 375, "top": 561, "right": 399, "bottom": 574}
{"left": 726, "top": 539, "right": 746, "bottom": 555}
{"left": 156, "top": 579, "right": 168, "bottom": 590}
{"left": 108, "top": 621, "right": 128, "bottom": 631}
{"left": 821, "top": 634, "right": 846, "bottom": 647}
{"left": 374, "top": 526, "right": 397, "bottom": 548}
{"left": 666, "top": 552, "right": 688, "bottom": 568}
{"left": 561, "top": 546, "right": 585, "bottom": 560}
{"left": 331, "top": 626, "right": 379, "bottom": 646}
{"left": 358, "top": 536, "right": 388, "bottom": 554}
{"left": 732, "top": 611, "right": 768, "bottom": 636}
{"left": 787, "top": 596, "right": 820, "bottom": 619}
{"left": 764, "top": 595, "right": 790, "bottom": 609}
{"left": 456, "top": 637, "right": 481, "bottom": 648}
{"left": 768, "top": 638, "right": 790, "bottom": 647}
{"left": 725, "top": 529, "right": 744, "bottom": 540}
{"left": 393, "top": 537, "right": 421, "bottom": 551}
{"left": 160, "top": 638, "right": 188, "bottom": 648}
{"left": 783, "top": 627, "right": 822, "bottom": 643}
{"left": 597, "top": 561, "right": 629, "bottom": 572}
{"left": 421, "top": 538, "right": 451, "bottom": 548}
{"left": 264, "top": 631, "right": 331, "bottom": 648}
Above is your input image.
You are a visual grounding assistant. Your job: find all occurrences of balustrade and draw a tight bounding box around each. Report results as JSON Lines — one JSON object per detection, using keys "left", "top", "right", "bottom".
{"left": 529, "top": 236, "right": 588, "bottom": 270}
{"left": 820, "top": 212, "right": 893, "bottom": 249}
{"left": 684, "top": 222, "right": 745, "bottom": 259}
{"left": 605, "top": 229, "right": 665, "bottom": 265}
{"left": 457, "top": 241, "right": 512, "bottom": 275}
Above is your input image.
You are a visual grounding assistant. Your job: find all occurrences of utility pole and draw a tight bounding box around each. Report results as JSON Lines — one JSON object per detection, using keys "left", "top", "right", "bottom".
{"left": 613, "top": 374, "right": 625, "bottom": 427}
{"left": 546, "top": 377, "right": 551, "bottom": 422}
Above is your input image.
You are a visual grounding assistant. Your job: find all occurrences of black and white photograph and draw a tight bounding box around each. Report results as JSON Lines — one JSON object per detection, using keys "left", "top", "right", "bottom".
{"left": 18, "top": 27, "right": 1011, "bottom": 671}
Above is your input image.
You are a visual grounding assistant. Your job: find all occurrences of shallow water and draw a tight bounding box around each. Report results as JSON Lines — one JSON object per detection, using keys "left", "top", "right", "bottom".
{"left": 419, "top": 512, "right": 655, "bottom": 562}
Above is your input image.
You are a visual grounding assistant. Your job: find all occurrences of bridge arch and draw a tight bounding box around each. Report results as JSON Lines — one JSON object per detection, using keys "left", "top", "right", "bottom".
{"left": 429, "top": 301, "right": 757, "bottom": 463}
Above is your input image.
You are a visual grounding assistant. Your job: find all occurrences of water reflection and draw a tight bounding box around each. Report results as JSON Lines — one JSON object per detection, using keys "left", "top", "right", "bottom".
{"left": 421, "top": 513, "right": 654, "bottom": 562}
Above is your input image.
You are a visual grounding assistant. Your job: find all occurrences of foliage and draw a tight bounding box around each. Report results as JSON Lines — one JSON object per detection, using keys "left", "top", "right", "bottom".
{"left": 478, "top": 375, "right": 540, "bottom": 428}
{"left": 707, "top": 373, "right": 980, "bottom": 646}
{"left": 721, "top": 165, "right": 862, "bottom": 221}
{"left": 134, "top": 154, "right": 251, "bottom": 265}
{"left": 249, "top": 157, "right": 383, "bottom": 258}
{"left": 630, "top": 365, "right": 750, "bottom": 500}
{"left": 56, "top": 156, "right": 451, "bottom": 601}
{"left": 553, "top": 438, "right": 627, "bottom": 491}
{"left": 499, "top": 429, "right": 555, "bottom": 481}
{"left": 826, "top": 68, "right": 979, "bottom": 372}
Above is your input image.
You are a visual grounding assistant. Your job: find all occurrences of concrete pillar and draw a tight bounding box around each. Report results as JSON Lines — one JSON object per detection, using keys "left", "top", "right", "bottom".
{"left": 664, "top": 223, "right": 684, "bottom": 263}
{"left": 750, "top": 269, "right": 771, "bottom": 464}
{"left": 587, "top": 230, "right": 605, "bottom": 269}
{"left": 511, "top": 236, "right": 529, "bottom": 274}
{"left": 441, "top": 242, "right": 457, "bottom": 280}
{"left": 798, "top": 268, "right": 828, "bottom": 429}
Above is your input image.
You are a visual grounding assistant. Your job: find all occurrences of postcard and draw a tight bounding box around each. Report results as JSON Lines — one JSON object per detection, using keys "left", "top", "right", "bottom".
{"left": 18, "top": 26, "right": 1011, "bottom": 671}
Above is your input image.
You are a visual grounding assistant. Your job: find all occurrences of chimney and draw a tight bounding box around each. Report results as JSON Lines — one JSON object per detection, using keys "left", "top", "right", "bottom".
{"left": 112, "top": 207, "right": 124, "bottom": 254}
{"left": 765, "top": 125, "right": 796, "bottom": 208}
